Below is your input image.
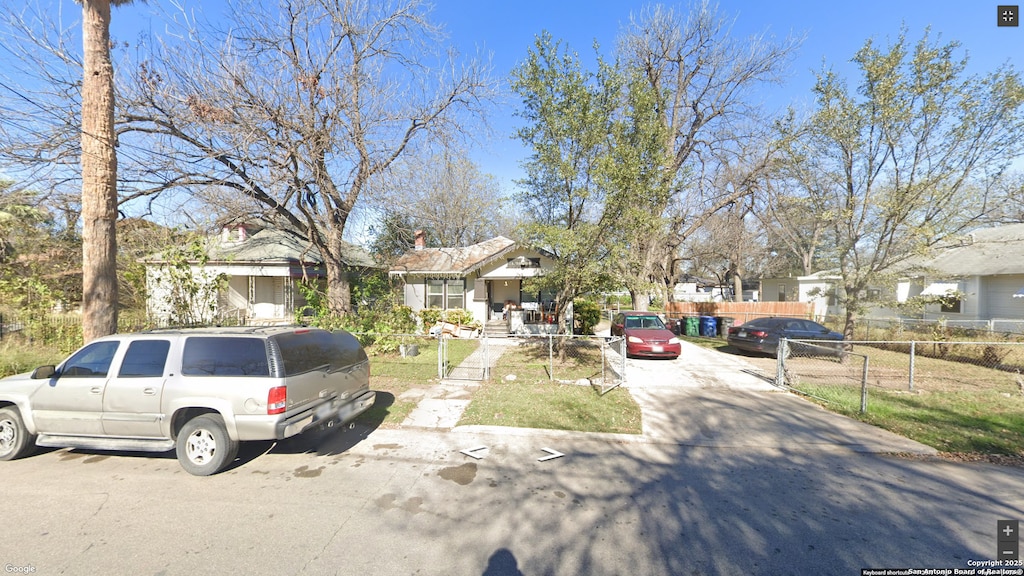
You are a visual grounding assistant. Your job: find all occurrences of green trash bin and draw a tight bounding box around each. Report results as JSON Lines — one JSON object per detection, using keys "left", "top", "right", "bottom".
{"left": 684, "top": 316, "right": 700, "bottom": 337}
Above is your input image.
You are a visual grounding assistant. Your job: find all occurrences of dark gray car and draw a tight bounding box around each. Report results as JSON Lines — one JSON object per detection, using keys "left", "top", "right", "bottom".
{"left": 726, "top": 317, "right": 844, "bottom": 358}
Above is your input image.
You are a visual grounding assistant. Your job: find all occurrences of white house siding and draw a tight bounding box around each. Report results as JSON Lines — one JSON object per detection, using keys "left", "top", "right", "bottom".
{"left": 403, "top": 278, "right": 428, "bottom": 313}
{"left": 224, "top": 276, "right": 249, "bottom": 313}
{"left": 983, "top": 274, "right": 1024, "bottom": 320}
{"left": 922, "top": 277, "right": 980, "bottom": 320}
{"left": 760, "top": 276, "right": 840, "bottom": 320}
{"left": 394, "top": 247, "right": 556, "bottom": 324}
{"left": 145, "top": 266, "right": 223, "bottom": 324}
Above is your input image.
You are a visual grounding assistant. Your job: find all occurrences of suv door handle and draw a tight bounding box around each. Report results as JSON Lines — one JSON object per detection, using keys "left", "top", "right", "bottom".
{"left": 90, "top": 387, "right": 103, "bottom": 394}
{"left": 143, "top": 388, "right": 157, "bottom": 396}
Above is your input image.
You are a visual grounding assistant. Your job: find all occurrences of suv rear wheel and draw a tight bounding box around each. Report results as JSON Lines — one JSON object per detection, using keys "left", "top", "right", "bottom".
{"left": 0, "top": 406, "right": 36, "bottom": 461}
{"left": 176, "top": 414, "right": 239, "bottom": 476}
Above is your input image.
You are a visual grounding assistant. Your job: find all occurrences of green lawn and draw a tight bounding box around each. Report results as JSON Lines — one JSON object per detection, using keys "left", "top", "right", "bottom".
{"left": 458, "top": 379, "right": 641, "bottom": 434}
{"left": 783, "top": 345, "right": 1024, "bottom": 457}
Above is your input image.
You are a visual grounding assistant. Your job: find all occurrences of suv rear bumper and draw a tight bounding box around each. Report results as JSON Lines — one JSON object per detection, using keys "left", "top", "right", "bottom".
{"left": 234, "top": 390, "right": 377, "bottom": 441}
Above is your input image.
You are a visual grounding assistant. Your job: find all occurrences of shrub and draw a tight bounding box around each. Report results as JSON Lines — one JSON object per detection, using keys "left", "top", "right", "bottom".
{"left": 418, "top": 307, "right": 477, "bottom": 329}
{"left": 573, "top": 299, "right": 601, "bottom": 335}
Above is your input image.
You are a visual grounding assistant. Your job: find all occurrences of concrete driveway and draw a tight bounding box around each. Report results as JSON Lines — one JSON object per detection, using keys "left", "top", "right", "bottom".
{"left": 624, "top": 340, "right": 936, "bottom": 454}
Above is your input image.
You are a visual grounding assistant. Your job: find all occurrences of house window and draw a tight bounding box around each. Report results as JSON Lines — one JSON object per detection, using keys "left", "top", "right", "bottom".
{"left": 778, "top": 284, "right": 787, "bottom": 302}
{"left": 446, "top": 279, "right": 465, "bottom": 309}
{"left": 426, "top": 279, "right": 464, "bottom": 310}
{"left": 426, "top": 279, "right": 444, "bottom": 309}
{"left": 867, "top": 289, "right": 880, "bottom": 301}
{"left": 940, "top": 297, "right": 961, "bottom": 314}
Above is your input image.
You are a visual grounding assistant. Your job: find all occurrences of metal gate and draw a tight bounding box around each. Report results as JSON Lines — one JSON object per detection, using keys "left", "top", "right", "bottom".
{"left": 438, "top": 335, "right": 490, "bottom": 381}
{"left": 597, "top": 336, "right": 627, "bottom": 395}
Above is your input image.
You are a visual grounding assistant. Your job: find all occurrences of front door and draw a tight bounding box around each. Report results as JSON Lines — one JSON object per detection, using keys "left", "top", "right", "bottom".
{"left": 29, "top": 340, "right": 121, "bottom": 436}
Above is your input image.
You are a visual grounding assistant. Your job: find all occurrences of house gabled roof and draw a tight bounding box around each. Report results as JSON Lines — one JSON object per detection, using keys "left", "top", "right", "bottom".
{"left": 143, "top": 228, "right": 379, "bottom": 268}
{"left": 914, "top": 223, "right": 1024, "bottom": 277}
{"left": 389, "top": 236, "right": 521, "bottom": 275}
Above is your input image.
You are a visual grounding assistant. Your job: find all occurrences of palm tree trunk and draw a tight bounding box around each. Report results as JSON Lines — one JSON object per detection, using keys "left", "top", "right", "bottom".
{"left": 81, "top": 0, "right": 119, "bottom": 341}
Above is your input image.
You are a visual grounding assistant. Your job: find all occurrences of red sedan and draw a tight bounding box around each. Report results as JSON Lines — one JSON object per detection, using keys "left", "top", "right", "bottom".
{"left": 611, "top": 312, "right": 681, "bottom": 359}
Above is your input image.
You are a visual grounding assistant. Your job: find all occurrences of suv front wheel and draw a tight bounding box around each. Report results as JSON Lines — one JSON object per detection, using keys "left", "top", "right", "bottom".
{"left": 176, "top": 414, "right": 239, "bottom": 476}
{"left": 0, "top": 406, "right": 36, "bottom": 461}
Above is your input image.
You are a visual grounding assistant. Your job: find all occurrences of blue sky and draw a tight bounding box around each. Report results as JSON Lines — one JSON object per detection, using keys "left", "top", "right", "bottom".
{"left": 424, "top": 0, "right": 1023, "bottom": 188}
{"left": 101, "top": 1, "right": 1022, "bottom": 194}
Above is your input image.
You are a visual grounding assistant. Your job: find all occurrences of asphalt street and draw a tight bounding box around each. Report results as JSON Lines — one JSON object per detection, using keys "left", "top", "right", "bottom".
{"left": 2, "top": 341, "right": 1023, "bottom": 576}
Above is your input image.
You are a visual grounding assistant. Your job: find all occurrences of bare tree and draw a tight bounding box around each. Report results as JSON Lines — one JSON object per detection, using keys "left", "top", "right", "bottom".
{"left": 113, "top": 0, "right": 493, "bottom": 315}
{"left": 615, "top": 2, "right": 800, "bottom": 305}
{"left": 378, "top": 151, "right": 513, "bottom": 247}
{"left": 0, "top": 0, "right": 493, "bottom": 319}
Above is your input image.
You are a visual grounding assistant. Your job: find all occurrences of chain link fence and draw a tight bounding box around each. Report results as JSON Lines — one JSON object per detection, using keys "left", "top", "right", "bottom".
{"left": 489, "top": 334, "right": 626, "bottom": 395}
{"left": 777, "top": 339, "right": 1024, "bottom": 412}
{"left": 839, "top": 316, "right": 1024, "bottom": 340}
{"left": 350, "top": 332, "right": 625, "bottom": 394}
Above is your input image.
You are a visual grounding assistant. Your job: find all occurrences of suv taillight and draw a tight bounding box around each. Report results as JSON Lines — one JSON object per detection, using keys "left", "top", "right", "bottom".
{"left": 268, "top": 386, "right": 287, "bottom": 415}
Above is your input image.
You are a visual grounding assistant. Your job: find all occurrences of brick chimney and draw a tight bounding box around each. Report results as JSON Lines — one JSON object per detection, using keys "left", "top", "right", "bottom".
{"left": 414, "top": 229, "right": 425, "bottom": 251}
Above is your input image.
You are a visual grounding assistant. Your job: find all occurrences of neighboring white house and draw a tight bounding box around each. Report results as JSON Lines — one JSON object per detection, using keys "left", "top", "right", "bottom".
{"left": 672, "top": 274, "right": 760, "bottom": 303}
{"left": 759, "top": 271, "right": 844, "bottom": 321}
{"left": 144, "top": 225, "right": 378, "bottom": 325}
{"left": 759, "top": 224, "right": 1024, "bottom": 329}
{"left": 389, "top": 233, "right": 557, "bottom": 331}
{"left": 896, "top": 223, "right": 1024, "bottom": 327}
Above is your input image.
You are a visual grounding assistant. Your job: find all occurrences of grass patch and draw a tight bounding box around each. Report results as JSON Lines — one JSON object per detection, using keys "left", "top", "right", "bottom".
{"left": 798, "top": 383, "right": 1024, "bottom": 455}
{"left": 0, "top": 342, "right": 63, "bottom": 378}
{"left": 788, "top": 345, "right": 1024, "bottom": 456}
{"left": 491, "top": 340, "right": 606, "bottom": 383}
{"left": 458, "top": 379, "right": 642, "bottom": 434}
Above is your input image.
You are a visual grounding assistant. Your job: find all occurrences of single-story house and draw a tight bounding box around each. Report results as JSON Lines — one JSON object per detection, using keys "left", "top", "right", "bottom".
{"left": 144, "top": 224, "right": 378, "bottom": 325}
{"left": 389, "top": 233, "right": 557, "bottom": 331}
{"left": 896, "top": 223, "right": 1024, "bottom": 327}
{"left": 759, "top": 271, "right": 844, "bottom": 320}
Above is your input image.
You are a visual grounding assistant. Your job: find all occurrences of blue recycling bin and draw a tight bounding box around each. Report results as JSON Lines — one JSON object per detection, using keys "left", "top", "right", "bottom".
{"left": 699, "top": 316, "right": 717, "bottom": 337}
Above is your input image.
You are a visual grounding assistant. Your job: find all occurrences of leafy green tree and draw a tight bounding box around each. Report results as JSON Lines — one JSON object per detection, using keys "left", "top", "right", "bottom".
{"left": 781, "top": 29, "right": 1024, "bottom": 338}
{"left": 147, "top": 237, "right": 228, "bottom": 327}
{"left": 510, "top": 32, "right": 620, "bottom": 336}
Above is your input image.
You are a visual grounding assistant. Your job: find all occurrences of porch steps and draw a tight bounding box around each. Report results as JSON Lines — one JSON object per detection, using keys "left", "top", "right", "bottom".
{"left": 483, "top": 319, "right": 510, "bottom": 338}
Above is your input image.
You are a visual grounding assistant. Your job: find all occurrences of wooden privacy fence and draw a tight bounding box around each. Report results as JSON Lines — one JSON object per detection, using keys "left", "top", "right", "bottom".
{"left": 663, "top": 301, "right": 815, "bottom": 327}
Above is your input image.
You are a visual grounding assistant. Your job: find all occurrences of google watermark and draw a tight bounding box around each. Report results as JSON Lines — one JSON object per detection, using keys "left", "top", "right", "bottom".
{"left": 4, "top": 565, "right": 37, "bottom": 574}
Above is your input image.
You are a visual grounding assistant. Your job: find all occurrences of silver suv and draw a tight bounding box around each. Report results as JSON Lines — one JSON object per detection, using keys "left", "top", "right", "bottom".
{"left": 0, "top": 326, "right": 375, "bottom": 475}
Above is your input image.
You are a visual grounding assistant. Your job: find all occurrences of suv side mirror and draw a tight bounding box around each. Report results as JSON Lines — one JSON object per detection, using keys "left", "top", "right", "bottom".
{"left": 31, "top": 365, "right": 56, "bottom": 379}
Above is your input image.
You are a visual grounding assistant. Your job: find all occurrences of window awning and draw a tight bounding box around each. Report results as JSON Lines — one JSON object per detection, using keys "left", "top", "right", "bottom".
{"left": 1014, "top": 286, "right": 1024, "bottom": 299}
{"left": 920, "top": 282, "right": 958, "bottom": 297}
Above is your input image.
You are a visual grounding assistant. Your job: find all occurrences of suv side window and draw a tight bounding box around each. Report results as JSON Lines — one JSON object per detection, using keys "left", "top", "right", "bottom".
{"left": 276, "top": 330, "right": 336, "bottom": 375}
{"left": 61, "top": 341, "right": 121, "bottom": 378}
{"left": 181, "top": 337, "right": 270, "bottom": 377}
{"left": 118, "top": 340, "right": 171, "bottom": 377}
